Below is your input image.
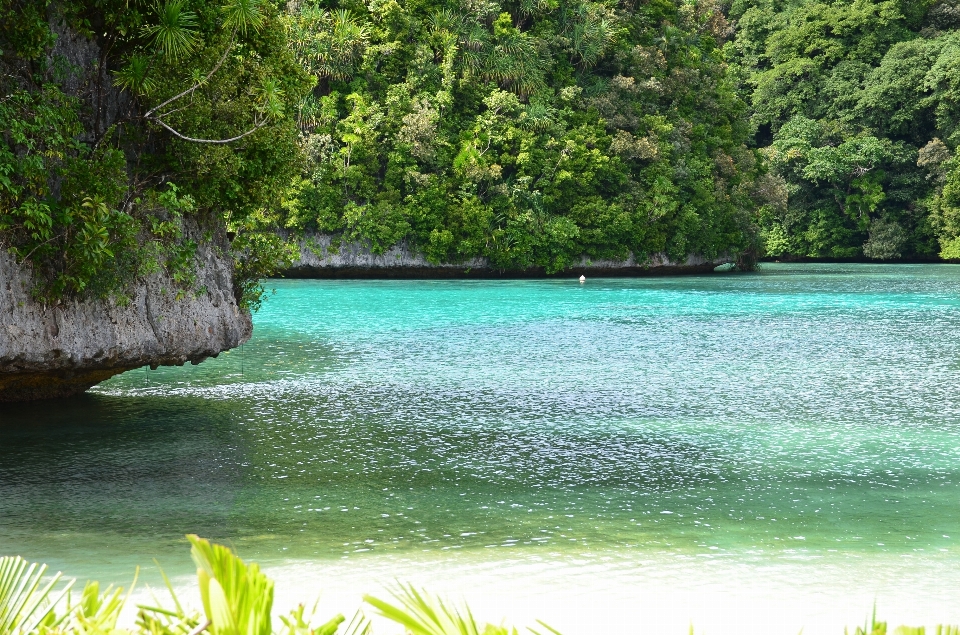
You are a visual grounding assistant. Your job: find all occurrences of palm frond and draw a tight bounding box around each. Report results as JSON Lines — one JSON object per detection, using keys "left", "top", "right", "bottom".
{"left": 365, "top": 584, "right": 481, "bottom": 635}
{"left": 365, "top": 584, "right": 548, "bottom": 635}
{"left": 0, "top": 556, "right": 74, "bottom": 635}
{"left": 135, "top": 562, "right": 202, "bottom": 635}
{"left": 114, "top": 54, "right": 159, "bottom": 96}
{"left": 528, "top": 620, "right": 564, "bottom": 635}
{"left": 221, "top": 0, "right": 264, "bottom": 36}
{"left": 429, "top": 9, "right": 463, "bottom": 34}
{"left": 341, "top": 609, "right": 372, "bottom": 635}
{"left": 68, "top": 576, "right": 135, "bottom": 634}
{"left": 188, "top": 534, "right": 273, "bottom": 635}
{"left": 279, "top": 601, "right": 338, "bottom": 635}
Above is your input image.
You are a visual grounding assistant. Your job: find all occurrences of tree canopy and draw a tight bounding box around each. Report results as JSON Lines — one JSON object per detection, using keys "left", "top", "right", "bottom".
{"left": 282, "top": 0, "right": 761, "bottom": 272}
{"left": 6, "top": 0, "right": 960, "bottom": 307}
{"left": 726, "top": 0, "right": 960, "bottom": 260}
{"left": 0, "top": 0, "right": 310, "bottom": 303}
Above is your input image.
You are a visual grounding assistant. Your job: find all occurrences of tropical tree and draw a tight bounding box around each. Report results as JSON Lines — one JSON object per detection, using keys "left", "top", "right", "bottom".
{"left": 725, "top": 0, "right": 959, "bottom": 259}
{"left": 286, "top": 0, "right": 761, "bottom": 271}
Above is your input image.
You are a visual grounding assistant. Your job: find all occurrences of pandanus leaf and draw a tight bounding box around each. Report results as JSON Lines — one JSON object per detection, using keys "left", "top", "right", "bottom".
{"left": 221, "top": 0, "right": 264, "bottom": 36}
{"left": 207, "top": 578, "right": 236, "bottom": 635}
{"left": 114, "top": 55, "right": 159, "bottom": 95}
{"left": 366, "top": 585, "right": 560, "bottom": 635}
{"left": 364, "top": 584, "right": 484, "bottom": 635}
{"left": 188, "top": 535, "right": 273, "bottom": 635}
{"left": 142, "top": 0, "right": 198, "bottom": 60}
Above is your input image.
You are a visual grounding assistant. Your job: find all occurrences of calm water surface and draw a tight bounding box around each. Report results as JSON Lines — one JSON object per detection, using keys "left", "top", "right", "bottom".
{"left": 3, "top": 264, "right": 960, "bottom": 634}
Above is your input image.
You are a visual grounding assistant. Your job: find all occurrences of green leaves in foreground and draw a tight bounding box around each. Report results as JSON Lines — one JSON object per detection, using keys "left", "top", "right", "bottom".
{"left": 186, "top": 535, "right": 365, "bottom": 635}
{"left": 0, "top": 556, "right": 71, "bottom": 635}
{"left": 0, "top": 556, "right": 134, "bottom": 635}
{"left": 5, "top": 538, "right": 960, "bottom": 635}
{"left": 189, "top": 534, "right": 274, "bottom": 635}
{"left": 365, "top": 585, "right": 489, "bottom": 635}
{"left": 364, "top": 583, "right": 560, "bottom": 635}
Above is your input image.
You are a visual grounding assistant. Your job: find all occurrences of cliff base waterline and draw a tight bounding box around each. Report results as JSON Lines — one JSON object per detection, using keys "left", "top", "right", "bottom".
{"left": 281, "top": 263, "right": 724, "bottom": 279}
{"left": 0, "top": 368, "right": 133, "bottom": 402}
{"left": 0, "top": 243, "right": 251, "bottom": 403}
{"left": 279, "top": 235, "right": 730, "bottom": 279}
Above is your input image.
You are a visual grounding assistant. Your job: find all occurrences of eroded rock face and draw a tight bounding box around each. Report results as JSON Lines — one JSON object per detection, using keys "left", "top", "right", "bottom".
{"left": 282, "top": 233, "right": 728, "bottom": 278}
{"left": 0, "top": 12, "right": 253, "bottom": 402}
{"left": 0, "top": 244, "right": 251, "bottom": 402}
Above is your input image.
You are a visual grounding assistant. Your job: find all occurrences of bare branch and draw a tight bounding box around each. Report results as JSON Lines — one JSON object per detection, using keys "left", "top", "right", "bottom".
{"left": 21, "top": 233, "right": 64, "bottom": 260}
{"left": 156, "top": 104, "right": 191, "bottom": 119}
{"left": 148, "top": 116, "right": 269, "bottom": 144}
{"left": 144, "top": 33, "right": 236, "bottom": 119}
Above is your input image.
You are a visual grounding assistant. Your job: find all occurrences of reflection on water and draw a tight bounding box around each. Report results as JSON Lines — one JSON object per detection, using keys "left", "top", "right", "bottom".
{"left": 3, "top": 264, "right": 960, "bottom": 633}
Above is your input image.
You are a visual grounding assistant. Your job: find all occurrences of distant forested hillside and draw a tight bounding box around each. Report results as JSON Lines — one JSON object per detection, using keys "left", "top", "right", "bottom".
{"left": 725, "top": 0, "right": 960, "bottom": 260}
{"left": 283, "top": 0, "right": 763, "bottom": 271}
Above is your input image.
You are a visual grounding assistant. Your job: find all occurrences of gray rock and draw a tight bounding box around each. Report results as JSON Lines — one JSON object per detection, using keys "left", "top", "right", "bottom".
{"left": 282, "top": 233, "right": 730, "bottom": 278}
{"left": 0, "top": 13, "right": 251, "bottom": 402}
{"left": 0, "top": 244, "right": 251, "bottom": 402}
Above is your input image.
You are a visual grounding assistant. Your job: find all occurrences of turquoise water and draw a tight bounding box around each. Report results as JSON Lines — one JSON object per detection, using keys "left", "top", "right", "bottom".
{"left": 3, "top": 264, "right": 960, "bottom": 633}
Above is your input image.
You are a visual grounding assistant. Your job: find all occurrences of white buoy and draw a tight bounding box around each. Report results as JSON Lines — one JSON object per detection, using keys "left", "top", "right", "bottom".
{"left": 579, "top": 275, "right": 586, "bottom": 284}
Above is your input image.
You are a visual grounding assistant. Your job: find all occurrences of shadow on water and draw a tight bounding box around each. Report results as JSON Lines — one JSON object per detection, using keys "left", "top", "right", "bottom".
{"left": 0, "top": 394, "right": 253, "bottom": 578}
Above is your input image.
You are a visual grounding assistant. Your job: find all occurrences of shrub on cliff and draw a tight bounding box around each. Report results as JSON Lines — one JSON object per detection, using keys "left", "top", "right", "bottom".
{"left": 0, "top": 0, "right": 311, "bottom": 305}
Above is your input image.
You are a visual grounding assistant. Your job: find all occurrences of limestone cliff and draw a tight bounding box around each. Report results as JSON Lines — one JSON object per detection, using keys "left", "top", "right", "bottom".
{"left": 282, "top": 233, "right": 729, "bottom": 278}
{"left": 0, "top": 11, "right": 255, "bottom": 402}
{"left": 0, "top": 244, "right": 251, "bottom": 402}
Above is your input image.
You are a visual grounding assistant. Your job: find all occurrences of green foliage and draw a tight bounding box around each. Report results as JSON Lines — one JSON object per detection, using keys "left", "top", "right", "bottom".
{"left": 365, "top": 585, "right": 492, "bottom": 635}
{"left": 846, "top": 606, "right": 887, "bottom": 635}
{"left": 287, "top": 0, "right": 761, "bottom": 271}
{"left": 142, "top": 0, "right": 200, "bottom": 60}
{"left": 726, "top": 0, "right": 960, "bottom": 260}
{"left": 0, "top": 80, "right": 139, "bottom": 296}
{"left": 11, "top": 0, "right": 960, "bottom": 312}
{"left": 0, "top": 556, "right": 72, "bottom": 635}
{"left": 4, "top": 544, "right": 960, "bottom": 635}
{"left": 70, "top": 580, "right": 134, "bottom": 635}
{"left": 364, "top": 584, "right": 559, "bottom": 635}
{"left": 0, "top": 0, "right": 310, "bottom": 306}
{"left": 188, "top": 535, "right": 274, "bottom": 635}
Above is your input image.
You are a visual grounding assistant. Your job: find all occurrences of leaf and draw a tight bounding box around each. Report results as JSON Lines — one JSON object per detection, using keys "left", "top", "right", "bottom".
{"left": 221, "top": 0, "right": 264, "bottom": 35}
{"left": 0, "top": 556, "right": 74, "bottom": 635}
{"left": 114, "top": 55, "right": 159, "bottom": 96}
{"left": 142, "top": 0, "right": 199, "bottom": 60}
{"left": 364, "top": 584, "right": 485, "bottom": 635}
{"left": 208, "top": 578, "right": 236, "bottom": 635}
{"left": 187, "top": 535, "right": 274, "bottom": 635}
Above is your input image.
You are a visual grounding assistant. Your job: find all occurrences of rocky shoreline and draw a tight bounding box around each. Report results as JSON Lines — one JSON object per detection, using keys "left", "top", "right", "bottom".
{"left": 279, "top": 234, "right": 730, "bottom": 279}
{"left": 0, "top": 232, "right": 729, "bottom": 402}
{"left": 0, "top": 244, "right": 251, "bottom": 402}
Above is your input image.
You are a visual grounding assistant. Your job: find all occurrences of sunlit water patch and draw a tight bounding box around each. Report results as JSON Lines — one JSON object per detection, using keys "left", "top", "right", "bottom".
{"left": 3, "top": 264, "right": 960, "bottom": 634}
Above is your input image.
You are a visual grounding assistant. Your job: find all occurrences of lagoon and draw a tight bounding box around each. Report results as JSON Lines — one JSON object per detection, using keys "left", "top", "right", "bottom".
{"left": 3, "top": 264, "right": 960, "bottom": 634}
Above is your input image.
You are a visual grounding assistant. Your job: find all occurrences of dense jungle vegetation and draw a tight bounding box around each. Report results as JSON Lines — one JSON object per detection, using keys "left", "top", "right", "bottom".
{"left": 283, "top": 0, "right": 759, "bottom": 272}
{"left": 0, "top": 0, "right": 311, "bottom": 304}
{"left": 727, "top": 0, "right": 960, "bottom": 260}
{"left": 4, "top": 0, "right": 960, "bottom": 305}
